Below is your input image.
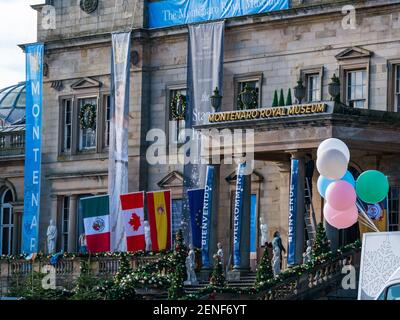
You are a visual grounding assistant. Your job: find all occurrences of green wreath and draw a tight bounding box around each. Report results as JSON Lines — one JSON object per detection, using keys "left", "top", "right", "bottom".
{"left": 238, "top": 85, "right": 258, "bottom": 110}
{"left": 170, "top": 93, "right": 186, "bottom": 120}
{"left": 79, "top": 103, "right": 96, "bottom": 130}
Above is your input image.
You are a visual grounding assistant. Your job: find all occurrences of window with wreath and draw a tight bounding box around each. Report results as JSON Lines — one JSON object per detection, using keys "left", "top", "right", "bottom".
{"left": 234, "top": 73, "right": 262, "bottom": 110}
{"left": 78, "top": 97, "right": 97, "bottom": 151}
{"left": 168, "top": 88, "right": 186, "bottom": 144}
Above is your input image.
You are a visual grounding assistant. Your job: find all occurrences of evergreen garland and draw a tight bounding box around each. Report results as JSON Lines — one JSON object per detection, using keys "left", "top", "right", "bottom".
{"left": 255, "top": 245, "right": 274, "bottom": 285}
{"left": 313, "top": 223, "right": 331, "bottom": 257}
{"left": 279, "top": 89, "right": 285, "bottom": 106}
{"left": 114, "top": 253, "right": 133, "bottom": 285}
{"left": 209, "top": 254, "right": 225, "bottom": 287}
{"left": 168, "top": 229, "right": 187, "bottom": 299}
{"left": 286, "top": 88, "right": 293, "bottom": 106}
{"left": 272, "top": 90, "right": 279, "bottom": 107}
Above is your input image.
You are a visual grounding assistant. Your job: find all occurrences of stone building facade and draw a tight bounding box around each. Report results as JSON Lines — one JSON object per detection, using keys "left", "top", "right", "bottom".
{"left": 1, "top": 0, "right": 400, "bottom": 269}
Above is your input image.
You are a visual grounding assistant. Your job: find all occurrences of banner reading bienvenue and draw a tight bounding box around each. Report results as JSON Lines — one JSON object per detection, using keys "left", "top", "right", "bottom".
{"left": 233, "top": 162, "right": 246, "bottom": 268}
{"left": 148, "top": 0, "right": 290, "bottom": 28}
{"left": 201, "top": 166, "right": 215, "bottom": 268}
{"left": 182, "top": 21, "right": 224, "bottom": 244}
{"left": 287, "top": 159, "right": 299, "bottom": 266}
{"left": 109, "top": 32, "right": 131, "bottom": 252}
{"left": 22, "top": 43, "right": 44, "bottom": 254}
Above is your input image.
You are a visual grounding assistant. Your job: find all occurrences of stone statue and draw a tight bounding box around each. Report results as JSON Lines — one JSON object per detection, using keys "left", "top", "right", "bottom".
{"left": 79, "top": 233, "right": 87, "bottom": 254}
{"left": 144, "top": 220, "right": 152, "bottom": 251}
{"left": 184, "top": 244, "right": 198, "bottom": 285}
{"left": 303, "top": 240, "right": 313, "bottom": 264}
{"left": 259, "top": 217, "right": 268, "bottom": 246}
{"left": 272, "top": 236, "right": 281, "bottom": 277}
{"left": 217, "top": 242, "right": 224, "bottom": 267}
{"left": 47, "top": 219, "right": 57, "bottom": 254}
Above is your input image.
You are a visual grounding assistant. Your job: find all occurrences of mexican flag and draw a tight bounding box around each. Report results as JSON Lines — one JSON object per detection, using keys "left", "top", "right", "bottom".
{"left": 120, "top": 192, "right": 145, "bottom": 252}
{"left": 147, "top": 190, "right": 172, "bottom": 251}
{"left": 81, "top": 195, "right": 110, "bottom": 253}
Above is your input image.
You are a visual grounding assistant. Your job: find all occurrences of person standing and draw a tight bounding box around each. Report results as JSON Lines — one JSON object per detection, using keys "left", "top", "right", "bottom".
{"left": 272, "top": 231, "right": 286, "bottom": 270}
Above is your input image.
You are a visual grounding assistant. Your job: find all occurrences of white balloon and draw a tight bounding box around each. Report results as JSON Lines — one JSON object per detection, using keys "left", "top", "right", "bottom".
{"left": 316, "top": 149, "right": 348, "bottom": 180}
{"left": 317, "top": 138, "right": 350, "bottom": 162}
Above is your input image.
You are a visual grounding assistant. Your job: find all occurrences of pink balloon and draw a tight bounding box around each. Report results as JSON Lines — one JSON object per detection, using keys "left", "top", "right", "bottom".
{"left": 324, "top": 203, "right": 359, "bottom": 230}
{"left": 326, "top": 180, "right": 356, "bottom": 211}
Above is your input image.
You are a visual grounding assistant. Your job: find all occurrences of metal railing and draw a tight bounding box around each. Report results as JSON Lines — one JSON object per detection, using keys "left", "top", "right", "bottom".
{"left": 0, "top": 133, "right": 25, "bottom": 157}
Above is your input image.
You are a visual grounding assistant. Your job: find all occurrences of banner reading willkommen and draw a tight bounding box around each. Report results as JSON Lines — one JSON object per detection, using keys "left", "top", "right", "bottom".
{"left": 233, "top": 162, "right": 246, "bottom": 268}
{"left": 182, "top": 21, "right": 225, "bottom": 244}
{"left": 109, "top": 32, "right": 131, "bottom": 252}
{"left": 22, "top": 43, "right": 44, "bottom": 254}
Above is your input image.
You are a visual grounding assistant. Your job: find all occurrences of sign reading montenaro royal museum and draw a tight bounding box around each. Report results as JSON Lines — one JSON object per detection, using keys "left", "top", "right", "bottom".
{"left": 148, "top": 0, "right": 290, "bottom": 28}
{"left": 208, "top": 103, "right": 327, "bottom": 123}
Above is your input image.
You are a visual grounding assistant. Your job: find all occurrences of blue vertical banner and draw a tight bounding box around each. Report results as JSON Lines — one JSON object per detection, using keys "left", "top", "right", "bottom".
{"left": 188, "top": 188, "right": 205, "bottom": 249}
{"left": 250, "top": 194, "right": 257, "bottom": 254}
{"left": 201, "top": 166, "right": 215, "bottom": 268}
{"left": 233, "top": 162, "right": 246, "bottom": 268}
{"left": 22, "top": 43, "right": 44, "bottom": 254}
{"left": 287, "top": 159, "right": 299, "bottom": 266}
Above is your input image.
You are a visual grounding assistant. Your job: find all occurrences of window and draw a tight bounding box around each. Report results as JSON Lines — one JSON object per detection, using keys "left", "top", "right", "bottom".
{"left": 168, "top": 88, "right": 186, "bottom": 145}
{"left": 387, "top": 284, "right": 400, "bottom": 300}
{"left": 234, "top": 73, "right": 263, "bottom": 110}
{"left": 78, "top": 97, "right": 97, "bottom": 151}
{"left": 346, "top": 69, "right": 367, "bottom": 108}
{"left": 61, "top": 197, "right": 70, "bottom": 251}
{"left": 0, "top": 189, "right": 14, "bottom": 255}
{"left": 104, "top": 95, "right": 111, "bottom": 148}
{"left": 171, "top": 199, "right": 183, "bottom": 241}
{"left": 61, "top": 99, "right": 72, "bottom": 152}
{"left": 307, "top": 74, "right": 321, "bottom": 102}
{"left": 389, "top": 187, "right": 400, "bottom": 231}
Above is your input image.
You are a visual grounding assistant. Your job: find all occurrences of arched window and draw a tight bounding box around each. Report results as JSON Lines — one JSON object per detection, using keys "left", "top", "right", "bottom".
{"left": 0, "top": 188, "right": 14, "bottom": 255}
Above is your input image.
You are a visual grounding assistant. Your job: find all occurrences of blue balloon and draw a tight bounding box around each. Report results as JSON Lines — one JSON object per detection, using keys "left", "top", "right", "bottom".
{"left": 317, "top": 170, "right": 355, "bottom": 199}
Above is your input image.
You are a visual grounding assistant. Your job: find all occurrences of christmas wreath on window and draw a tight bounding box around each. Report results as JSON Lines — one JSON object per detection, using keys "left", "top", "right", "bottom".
{"left": 170, "top": 93, "right": 186, "bottom": 120}
{"left": 237, "top": 85, "right": 258, "bottom": 110}
{"left": 79, "top": 103, "right": 96, "bottom": 130}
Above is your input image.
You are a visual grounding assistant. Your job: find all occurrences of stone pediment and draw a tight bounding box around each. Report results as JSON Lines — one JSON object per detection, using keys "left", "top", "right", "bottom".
{"left": 335, "top": 47, "right": 372, "bottom": 60}
{"left": 157, "top": 171, "right": 184, "bottom": 188}
{"left": 225, "top": 169, "right": 264, "bottom": 184}
{"left": 71, "top": 77, "right": 102, "bottom": 90}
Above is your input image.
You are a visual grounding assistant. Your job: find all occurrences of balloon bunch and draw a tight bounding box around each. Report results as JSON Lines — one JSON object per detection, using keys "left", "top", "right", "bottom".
{"left": 316, "top": 138, "right": 389, "bottom": 230}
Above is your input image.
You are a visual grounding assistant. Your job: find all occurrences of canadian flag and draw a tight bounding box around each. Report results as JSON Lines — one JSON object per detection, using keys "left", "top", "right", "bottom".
{"left": 120, "top": 192, "right": 146, "bottom": 252}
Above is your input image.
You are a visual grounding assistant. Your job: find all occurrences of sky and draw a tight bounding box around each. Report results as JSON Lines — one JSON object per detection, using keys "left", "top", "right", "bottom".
{"left": 0, "top": 0, "right": 44, "bottom": 89}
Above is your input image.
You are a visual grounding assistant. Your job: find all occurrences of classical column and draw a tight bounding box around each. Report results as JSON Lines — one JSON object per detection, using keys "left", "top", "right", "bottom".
{"left": 288, "top": 152, "right": 306, "bottom": 266}
{"left": 68, "top": 195, "right": 78, "bottom": 253}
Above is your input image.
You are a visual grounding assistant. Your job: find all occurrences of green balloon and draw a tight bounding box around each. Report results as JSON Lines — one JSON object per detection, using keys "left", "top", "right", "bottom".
{"left": 356, "top": 170, "right": 389, "bottom": 204}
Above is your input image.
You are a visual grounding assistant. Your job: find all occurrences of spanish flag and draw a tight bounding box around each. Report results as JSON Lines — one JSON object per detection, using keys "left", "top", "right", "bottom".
{"left": 147, "top": 190, "right": 172, "bottom": 251}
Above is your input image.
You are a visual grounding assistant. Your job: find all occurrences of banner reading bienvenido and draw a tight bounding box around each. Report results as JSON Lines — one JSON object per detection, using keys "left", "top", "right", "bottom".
{"left": 148, "top": 0, "right": 290, "bottom": 28}
{"left": 201, "top": 166, "right": 215, "bottom": 268}
{"left": 287, "top": 159, "right": 299, "bottom": 266}
{"left": 109, "top": 32, "right": 131, "bottom": 252}
{"left": 182, "top": 21, "right": 224, "bottom": 244}
{"left": 22, "top": 43, "right": 44, "bottom": 254}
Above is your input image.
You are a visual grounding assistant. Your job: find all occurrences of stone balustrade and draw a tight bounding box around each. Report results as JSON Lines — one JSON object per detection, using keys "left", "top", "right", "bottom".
{"left": 0, "top": 255, "right": 161, "bottom": 295}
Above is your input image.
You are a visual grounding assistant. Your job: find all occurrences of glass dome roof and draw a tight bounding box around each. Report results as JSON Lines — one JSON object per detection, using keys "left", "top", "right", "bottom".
{"left": 0, "top": 82, "right": 26, "bottom": 125}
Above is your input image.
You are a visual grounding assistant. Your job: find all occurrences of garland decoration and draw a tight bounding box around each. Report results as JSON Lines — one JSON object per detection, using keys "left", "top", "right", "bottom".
{"left": 170, "top": 93, "right": 186, "bottom": 120}
{"left": 79, "top": 103, "right": 96, "bottom": 129}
